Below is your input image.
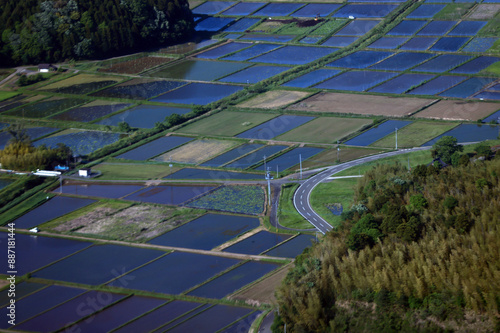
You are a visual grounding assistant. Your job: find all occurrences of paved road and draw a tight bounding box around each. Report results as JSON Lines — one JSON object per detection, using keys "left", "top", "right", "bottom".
{"left": 294, "top": 147, "right": 431, "bottom": 234}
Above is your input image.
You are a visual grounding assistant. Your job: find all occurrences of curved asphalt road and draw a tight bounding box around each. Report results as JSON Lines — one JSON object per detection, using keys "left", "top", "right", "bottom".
{"left": 294, "top": 147, "right": 431, "bottom": 234}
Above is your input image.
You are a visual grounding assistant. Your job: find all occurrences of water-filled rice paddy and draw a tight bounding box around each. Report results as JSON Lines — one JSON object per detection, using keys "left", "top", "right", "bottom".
{"left": 430, "top": 37, "right": 470, "bottom": 52}
{"left": 314, "top": 70, "right": 398, "bottom": 91}
{"left": 222, "top": 44, "right": 282, "bottom": 61}
{"left": 254, "top": 147, "right": 324, "bottom": 171}
{"left": 5, "top": 97, "right": 87, "bottom": 118}
{"left": 368, "top": 37, "right": 409, "bottom": 49}
{"left": 265, "top": 234, "right": 316, "bottom": 258}
{"left": 239, "top": 34, "right": 295, "bottom": 42}
{"left": 482, "top": 110, "right": 500, "bottom": 123}
{"left": 0, "top": 232, "right": 91, "bottom": 275}
{"left": 0, "top": 179, "right": 13, "bottom": 190}
{"left": 236, "top": 115, "right": 315, "bottom": 140}
{"left": 282, "top": 69, "right": 341, "bottom": 88}
{"left": 400, "top": 37, "right": 439, "bottom": 50}
{"left": 32, "top": 244, "right": 164, "bottom": 284}
{"left": 448, "top": 21, "right": 487, "bottom": 36}
{"left": 423, "top": 124, "right": 500, "bottom": 145}
{"left": 439, "top": 77, "right": 496, "bottom": 98}
{"left": 39, "top": 74, "right": 122, "bottom": 93}
{"left": 462, "top": 37, "right": 498, "bottom": 52}
{"left": 251, "top": 3, "right": 304, "bottom": 16}
{"left": 150, "top": 82, "right": 244, "bottom": 105}
{"left": 300, "top": 36, "right": 323, "bottom": 44}
{"left": 322, "top": 36, "right": 359, "bottom": 47}
{"left": 34, "top": 130, "right": 123, "bottom": 156}
{"left": 335, "top": 20, "right": 380, "bottom": 36}
{"left": 221, "top": 2, "right": 265, "bottom": 16}
{"left": 407, "top": 4, "right": 446, "bottom": 18}
{"left": 333, "top": 4, "right": 398, "bottom": 18}
{"left": 411, "top": 54, "right": 472, "bottom": 73}
{"left": 219, "top": 65, "right": 290, "bottom": 84}
{"left": 164, "top": 168, "right": 263, "bottom": 180}
{"left": 369, "top": 73, "right": 435, "bottom": 94}
{"left": 0, "top": 282, "right": 45, "bottom": 307}
{"left": 417, "top": 20, "right": 456, "bottom": 35}
{"left": 407, "top": 75, "right": 467, "bottom": 95}
{"left": 221, "top": 311, "right": 263, "bottom": 333}
{"left": 148, "top": 213, "right": 259, "bottom": 250}
{"left": 187, "top": 261, "right": 282, "bottom": 298}
{"left": 54, "top": 183, "right": 144, "bottom": 199}
{"left": 225, "top": 145, "right": 288, "bottom": 169}
{"left": 387, "top": 20, "right": 428, "bottom": 35}
{"left": 450, "top": 56, "right": 500, "bottom": 74}
{"left": 50, "top": 101, "right": 131, "bottom": 122}
{"left": 195, "top": 42, "right": 251, "bottom": 59}
{"left": 150, "top": 59, "right": 250, "bottom": 81}
{"left": 200, "top": 143, "right": 264, "bottom": 167}
{"left": 96, "top": 105, "right": 191, "bottom": 128}
{"left": 12, "top": 196, "right": 97, "bottom": 229}
{"left": 223, "top": 18, "right": 261, "bottom": 32}
{"left": 123, "top": 185, "right": 216, "bottom": 205}
{"left": 327, "top": 50, "right": 394, "bottom": 69}
{"left": 345, "top": 120, "right": 413, "bottom": 146}
{"left": 291, "top": 3, "right": 341, "bottom": 17}
{"left": 91, "top": 79, "right": 186, "bottom": 100}
{"left": 109, "top": 251, "right": 240, "bottom": 294}
{"left": 370, "top": 52, "right": 434, "bottom": 71}
{"left": 192, "top": 1, "right": 235, "bottom": 15}
{"left": 0, "top": 127, "right": 59, "bottom": 149}
{"left": 250, "top": 45, "right": 337, "bottom": 65}
{"left": 117, "top": 135, "right": 193, "bottom": 161}
{"left": 475, "top": 91, "right": 500, "bottom": 100}
{"left": 222, "top": 230, "right": 291, "bottom": 255}
{"left": 195, "top": 17, "right": 235, "bottom": 31}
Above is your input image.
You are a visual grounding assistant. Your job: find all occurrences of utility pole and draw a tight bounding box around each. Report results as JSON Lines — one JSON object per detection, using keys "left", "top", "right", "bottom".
{"left": 337, "top": 140, "right": 340, "bottom": 162}
{"left": 265, "top": 167, "right": 272, "bottom": 206}
{"left": 395, "top": 127, "right": 398, "bottom": 150}
{"left": 299, "top": 154, "right": 302, "bottom": 179}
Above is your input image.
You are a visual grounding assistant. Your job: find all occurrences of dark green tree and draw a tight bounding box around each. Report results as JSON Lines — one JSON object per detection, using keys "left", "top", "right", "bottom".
{"left": 432, "top": 136, "right": 463, "bottom": 164}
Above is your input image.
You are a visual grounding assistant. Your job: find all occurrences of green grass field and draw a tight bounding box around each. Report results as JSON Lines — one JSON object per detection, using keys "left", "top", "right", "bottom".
{"left": 278, "top": 184, "right": 312, "bottom": 229}
{"left": 276, "top": 117, "right": 372, "bottom": 144}
{"left": 177, "top": 111, "right": 277, "bottom": 136}
{"left": 0, "top": 91, "right": 19, "bottom": 102}
{"left": 434, "top": 3, "right": 474, "bottom": 20}
{"left": 370, "top": 122, "right": 459, "bottom": 148}
{"left": 93, "top": 163, "right": 180, "bottom": 180}
{"left": 310, "top": 19, "right": 347, "bottom": 35}
{"left": 483, "top": 61, "right": 500, "bottom": 75}
{"left": 300, "top": 147, "right": 385, "bottom": 170}
{"left": 478, "top": 16, "right": 500, "bottom": 37}
{"left": 310, "top": 178, "right": 358, "bottom": 228}
{"left": 277, "top": 22, "right": 316, "bottom": 35}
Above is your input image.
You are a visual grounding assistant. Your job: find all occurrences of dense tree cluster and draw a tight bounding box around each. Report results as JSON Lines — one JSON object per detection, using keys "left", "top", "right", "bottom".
{"left": 0, "top": 0, "right": 194, "bottom": 65}
{"left": 274, "top": 144, "right": 500, "bottom": 332}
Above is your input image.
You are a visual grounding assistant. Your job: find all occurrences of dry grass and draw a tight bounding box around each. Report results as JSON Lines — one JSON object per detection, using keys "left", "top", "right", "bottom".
{"left": 288, "top": 92, "right": 435, "bottom": 117}
{"left": 99, "top": 56, "right": 173, "bottom": 74}
{"left": 238, "top": 90, "right": 310, "bottom": 109}
{"left": 413, "top": 100, "right": 500, "bottom": 121}
{"left": 467, "top": 4, "right": 500, "bottom": 19}
{"left": 300, "top": 147, "right": 385, "bottom": 170}
{"left": 40, "top": 74, "right": 122, "bottom": 90}
{"left": 153, "top": 139, "right": 239, "bottom": 164}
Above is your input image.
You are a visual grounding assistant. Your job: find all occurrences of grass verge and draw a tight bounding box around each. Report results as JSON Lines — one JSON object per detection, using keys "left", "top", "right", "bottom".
{"left": 277, "top": 183, "right": 312, "bottom": 230}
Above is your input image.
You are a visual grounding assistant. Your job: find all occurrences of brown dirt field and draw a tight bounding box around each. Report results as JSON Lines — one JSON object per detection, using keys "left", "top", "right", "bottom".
{"left": 229, "top": 263, "right": 292, "bottom": 306}
{"left": 413, "top": 100, "right": 500, "bottom": 121}
{"left": 238, "top": 90, "right": 310, "bottom": 109}
{"left": 153, "top": 139, "right": 238, "bottom": 164}
{"left": 99, "top": 57, "right": 173, "bottom": 75}
{"left": 287, "top": 92, "right": 435, "bottom": 117}
{"left": 468, "top": 4, "right": 500, "bottom": 19}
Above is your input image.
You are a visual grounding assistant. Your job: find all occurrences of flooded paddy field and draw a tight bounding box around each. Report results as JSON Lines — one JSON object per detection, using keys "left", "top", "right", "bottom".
{"left": 164, "top": 167, "right": 263, "bottom": 180}
{"left": 222, "top": 230, "right": 292, "bottom": 255}
{"left": 117, "top": 135, "right": 193, "bottom": 161}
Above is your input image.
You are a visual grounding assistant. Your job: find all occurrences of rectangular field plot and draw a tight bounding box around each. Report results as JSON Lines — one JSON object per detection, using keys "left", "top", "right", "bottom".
{"left": 368, "top": 37, "right": 409, "bottom": 49}
{"left": 450, "top": 56, "right": 500, "bottom": 74}
{"left": 345, "top": 120, "right": 413, "bottom": 146}
{"left": 239, "top": 34, "right": 295, "bottom": 43}
{"left": 462, "top": 37, "right": 498, "bottom": 52}
{"left": 314, "top": 70, "right": 398, "bottom": 92}
{"left": 201, "top": 144, "right": 264, "bottom": 167}
{"left": 369, "top": 73, "right": 435, "bottom": 94}
{"left": 251, "top": 3, "right": 304, "bottom": 17}
{"left": 411, "top": 54, "right": 472, "bottom": 73}
{"left": 407, "top": 75, "right": 467, "bottom": 95}
{"left": 236, "top": 115, "right": 315, "bottom": 140}
{"left": 223, "top": 230, "right": 291, "bottom": 255}
{"left": 482, "top": 109, "right": 500, "bottom": 123}
{"left": 288, "top": 92, "right": 433, "bottom": 117}
{"left": 221, "top": 2, "right": 265, "bottom": 15}
{"left": 254, "top": 147, "right": 325, "bottom": 171}
{"left": 407, "top": 4, "right": 446, "bottom": 18}
{"left": 413, "top": 100, "right": 500, "bottom": 121}
{"left": 400, "top": 37, "right": 439, "bottom": 50}
{"left": 439, "top": 77, "right": 497, "bottom": 98}
{"left": 50, "top": 100, "right": 131, "bottom": 122}
{"left": 109, "top": 252, "right": 240, "bottom": 294}
{"left": 417, "top": 20, "right": 457, "bottom": 35}
{"left": 327, "top": 50, "right": 394, "bottom": 69}
{"left": 186, "top": 185, "right": 265, "bottom": 215}
{"left": 39, "top": 74, "right": 123, "bottom": 94}
{"left": 448, "top": 21, "right": 487, "bottom": 36}
{"left": 333, "top": 4, "right": 398, "bottom": 18}
{"left": 335, "top": 19, "right": 380, "bottom": 36}
{"left": 54, "top": 183, "right": 144, "bottom": 199}
{"left": 99, "top": 56, "right": 174, "bottom": 75}
{"left": 0, "top": 233, "right": 91, "bottom": 276}
{"left": 164, "top": 168, "right": 263, "bottom": 180}
{"left": 275, "top": 117, "right": 372, "bottom": 143}
{"left": 237, "top": 89, "right": 310, "bottom": 109}
{"left": 265, "top": 234, "right": 316, "bottom": 258}
{"left": 222, "top": 43, "right": 281, "bottom": 61}
{"left": 250, "top": 45, "right": 338, "bottom": 65}
{"left": 387, "top": 20, "right": 428, "bottom": 35}
{"left": 223, "top": 18, "right": 260, "bottom": 32}
{"left": 91, "top": 79, "right": 186, "bottom": 100}
{"left": 117, "top": 135, "right": 193, "bottom": 161}
{"left": 149, "top": 213, "right": 259, "bottom": 250}
{"left": 282, "top": 69, "right": 340, "bottom": 88}
{"left": 195, "top": 42, "right": 251, "bottom": 59}
{"left": 370, "top": 52, "right": 434, "bottom": 71}
{"left": 4, "top": 97, "right": 87, "bottom": 118}
{"left": 153, "top": 139, "right": 238, "bottom": 164}
{"left": 188, "top": 261, "right": 282, "bottom": 298}
{"left": 423, "top": 124, "right": 500, "bottom": 145}
{"left": 150, "top": 82, "right": 243, "bottom": 105}
{"left": 291, "top": 3, "right": 341, "bottom": 17}
{"left": 192, "top": 1, "right": 235, "bottom": 15}
{"left": 149, "top": 59, "right": 250, "bottom": 81}
{"left": 225, "top": 145, "right": 288, "bottom": 169}
{"left": 177, "top": 110, "right": 277, "bottom": 136}
{"left": 12, "top": 196, "right": 96, "bottom": 229}
{"left": 322, "top": 36, "right": 358, "bottom": 47}
{"left": 0, "top": 282, "right": 46, "bottom": 307}
{"left": 195, "top": 17, "right": 234, "bottom": 31}
{"left": 32, "top": 244, "right": 164, "bottom": 285}
{"left": 430, "top": 37, "right": 470, "bottom": 52}
{"left": 474, "top": 91, "right": 500, "bottom": 100}
{"left": 219, "top": 65, "right": 290, "bottom": 84}
{"left": 370, "top": 121, "right": 458, "bottom": 148}
{"left": 0, "top": 127, "right": 59, "bottom": 150}
{"left": 97, "top": 105, "right": 190, "bottom": 129}
{"left": 123, "top": 185, "right": 216, "bottom": 205}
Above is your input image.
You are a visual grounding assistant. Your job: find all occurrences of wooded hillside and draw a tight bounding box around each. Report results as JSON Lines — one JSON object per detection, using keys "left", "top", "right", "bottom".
{"left": 0, "top": 0, "right": 194, "bottom": 65}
